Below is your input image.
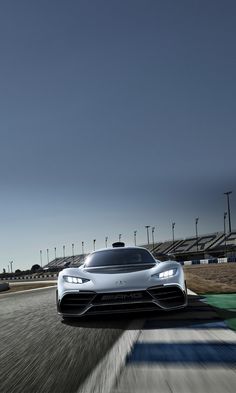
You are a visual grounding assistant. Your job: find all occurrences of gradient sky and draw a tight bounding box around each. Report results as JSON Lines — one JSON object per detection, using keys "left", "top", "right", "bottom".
{"left": 0, "top": 0, "right": 235, "bottom": 271}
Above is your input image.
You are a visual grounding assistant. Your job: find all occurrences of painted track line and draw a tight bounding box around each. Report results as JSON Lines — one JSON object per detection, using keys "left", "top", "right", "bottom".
{"left": 77, "top": 319, "right": 144, "bottom": 393}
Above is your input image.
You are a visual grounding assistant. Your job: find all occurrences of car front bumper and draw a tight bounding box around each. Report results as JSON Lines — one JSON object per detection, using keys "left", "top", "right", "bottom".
{"left": 57, "top": 283, "right": 188, "bottom": 317}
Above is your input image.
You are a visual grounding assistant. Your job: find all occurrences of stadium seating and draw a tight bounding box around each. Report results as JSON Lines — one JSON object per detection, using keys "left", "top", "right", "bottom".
{"left": 42, "top": 231, "right": 236, "bottom": 269}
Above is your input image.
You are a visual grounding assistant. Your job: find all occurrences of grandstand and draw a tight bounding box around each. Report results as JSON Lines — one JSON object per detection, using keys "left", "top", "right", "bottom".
{"left": 151, "top": 230, "right": 236, "bottom": 261}
{"left": 43, "top": 230, "right": 236, "bottom": 270}
{"left": 43, "top": 254, "right": 87, "bottom": 270}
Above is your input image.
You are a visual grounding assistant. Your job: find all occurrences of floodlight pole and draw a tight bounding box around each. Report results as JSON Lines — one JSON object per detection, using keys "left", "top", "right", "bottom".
{"left": 145, "top": 226, "right": 150, "bottom": 245}
{"left": 224, "top": 191, "right": 232, "bottom": 233}
{"left": 119, "top": 234, "right": 122, "bottom": 242}
{"left": 47, "top": 248, "right": 49, "bottom": 264}
{"left": 54, "top": 247, "right": 57, "bottom": 260}
{"left": 105, "top": 237, "right": 108, "bottom": 248}
{"left": 82, "top": 241, "right": 84, "bottom": 254}
{"left": 134, "top": 230, "right": 137, "bottom": 246}
{"left": 63, "top": 245, "right": 65, "bottom": 262}
{"left": 72, "top": 243, "right": 74, "bottom": 263}
{"left": 224, "top": 212, "right": 227, "bottom": 257}
{"left": 93, "top": 239, "right": 96, "bottom": 251}
{"left": 152, "top": 227, "right": 155, "bottom": 249}
{"left": 172, "top": 222, "right": 175, "bottom": 246}
{"left": 10, "top": 261, "right": 13, "bottom": 273}
{"left": 195, "top": 218, "right": 199, "bottom": 253}
{"left": 40, "top": 250, "right": 42, "bottom": 267}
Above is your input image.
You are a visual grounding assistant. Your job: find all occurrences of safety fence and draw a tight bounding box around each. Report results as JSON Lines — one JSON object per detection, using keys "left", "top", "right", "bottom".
{"left": 180, "top": 257, "right": 236, "bottom": 265}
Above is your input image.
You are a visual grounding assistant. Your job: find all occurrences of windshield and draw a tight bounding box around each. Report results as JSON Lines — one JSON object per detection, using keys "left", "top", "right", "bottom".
{"left": 84, "top": 248, "right": 155, "bottom": 267}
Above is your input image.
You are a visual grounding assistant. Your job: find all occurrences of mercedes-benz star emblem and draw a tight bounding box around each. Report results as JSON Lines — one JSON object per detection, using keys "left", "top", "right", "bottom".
{"left": 115, "top": 280, "right": 127, "bottom": 286}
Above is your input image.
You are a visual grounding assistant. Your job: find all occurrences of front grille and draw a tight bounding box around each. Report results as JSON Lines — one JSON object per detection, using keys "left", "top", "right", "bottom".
{"left": 60, "top": 292, "right": 96, "bottom": 314}
{"left": 93, "top": 290, "right": 152, "bottom": 304}
{"left": 87, "top": 302, "right": 157, "bottom": 314}
{"left": 148, "top": 285, "right": 186, "bottom": 308}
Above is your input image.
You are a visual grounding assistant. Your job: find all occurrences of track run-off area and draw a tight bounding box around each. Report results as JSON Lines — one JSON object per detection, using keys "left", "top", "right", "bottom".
{"left": 0, "top": 287, "right": 236, "bottom": 393}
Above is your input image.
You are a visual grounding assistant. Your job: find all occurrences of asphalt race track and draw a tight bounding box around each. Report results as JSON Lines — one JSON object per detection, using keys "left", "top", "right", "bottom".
{"left": 0, "top": 287, "right": 236, "bottom": 393}
{"left": 0, "top": 287, "right": 128, "bottom": 393}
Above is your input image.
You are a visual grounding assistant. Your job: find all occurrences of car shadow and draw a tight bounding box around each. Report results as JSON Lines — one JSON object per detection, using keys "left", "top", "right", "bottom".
{"left": 61, "top": 294, "right": 233, "bottom": 330}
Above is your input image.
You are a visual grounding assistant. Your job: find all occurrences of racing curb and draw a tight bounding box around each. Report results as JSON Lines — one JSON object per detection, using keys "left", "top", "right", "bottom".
{"left": 77, "top": 319, "right": 144, "bottom": 393}
{"left": 77, "top": 289, "right": 196, "bottom": 393}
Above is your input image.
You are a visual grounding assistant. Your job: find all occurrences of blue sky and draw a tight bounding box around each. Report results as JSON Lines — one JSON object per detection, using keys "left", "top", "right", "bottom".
{"left": 0, "top": 0, "right": 235, "bottom": 271}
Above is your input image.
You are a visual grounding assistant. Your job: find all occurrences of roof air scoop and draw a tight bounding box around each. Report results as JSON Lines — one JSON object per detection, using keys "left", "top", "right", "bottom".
{"left": 112, "top": 242, "right": 125, "bottom": 248}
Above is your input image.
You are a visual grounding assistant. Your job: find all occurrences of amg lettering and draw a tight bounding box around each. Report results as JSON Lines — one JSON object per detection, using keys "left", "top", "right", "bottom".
{"left": 102, "top": 293, "right": 143, "bottom": 301}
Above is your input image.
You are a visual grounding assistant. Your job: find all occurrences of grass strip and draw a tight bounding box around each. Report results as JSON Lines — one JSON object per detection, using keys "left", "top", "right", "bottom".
{"left": 1, "top": 283, "right": 56, "bottom": 293}
{"left": 202, "top": 294, "right": 236, "bottom": 331}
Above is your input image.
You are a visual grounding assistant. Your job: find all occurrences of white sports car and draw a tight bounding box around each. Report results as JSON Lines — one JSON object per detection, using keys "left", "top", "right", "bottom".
{"left": 57, "top": 242, "right": 187, "bottom": 319}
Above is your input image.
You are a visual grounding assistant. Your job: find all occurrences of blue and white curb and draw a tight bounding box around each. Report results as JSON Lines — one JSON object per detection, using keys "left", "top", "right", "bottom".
{"left": 111, "top": 324, "right": 236, "bottom": 393}
{"left": 110, "top": 292, "right": 236, "bottom": 393}
{"left": 180, "top": 257, "right": 236, "bottom": 265}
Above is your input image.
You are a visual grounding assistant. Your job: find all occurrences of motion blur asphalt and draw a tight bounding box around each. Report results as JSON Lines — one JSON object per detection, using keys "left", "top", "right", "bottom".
{"left": 1, "top": 288, "right": 236, "bottom": 393}
{"left": 0, "top": 287, "right": 130, "bottom": 393}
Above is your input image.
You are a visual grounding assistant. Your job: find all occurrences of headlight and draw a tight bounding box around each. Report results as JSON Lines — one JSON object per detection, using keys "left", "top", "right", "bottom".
{"left": 63, "top": 275, "right": 90, "bottom": 284}
{"left": 152, "top": 268, "right": 177, "bottom": 279}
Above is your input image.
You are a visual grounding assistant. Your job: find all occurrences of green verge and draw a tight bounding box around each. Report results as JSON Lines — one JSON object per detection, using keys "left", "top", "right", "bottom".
{"left": 202, "top": 294, "right": 236, "bottom": 331}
